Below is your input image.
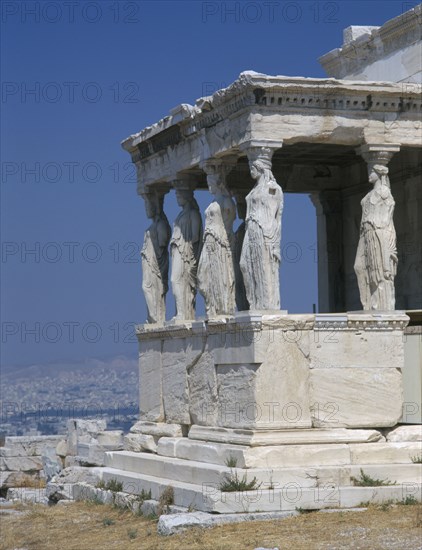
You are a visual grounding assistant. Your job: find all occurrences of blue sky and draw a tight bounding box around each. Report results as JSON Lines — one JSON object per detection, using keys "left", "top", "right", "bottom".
{"left": 1, "top": 0, "right": 415, "bottom": 366}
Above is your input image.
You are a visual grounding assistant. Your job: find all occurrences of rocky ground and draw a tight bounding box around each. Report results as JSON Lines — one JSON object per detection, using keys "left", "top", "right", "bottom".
{"left": 1, "top": 499, "right": 421, "bottom": 550}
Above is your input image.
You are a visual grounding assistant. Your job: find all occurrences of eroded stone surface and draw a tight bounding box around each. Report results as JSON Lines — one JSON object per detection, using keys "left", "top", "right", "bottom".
{"left": 309, "top": 329, "right": 404, "bottom": 369}
{"left": 51, "top": 466, "right": 101, "bottom": 485}
{"left": 188, "top": 425, "right": 384, "bottom": 446}
{"left": 157, "top": 510, "right": 297, "bottom": 536}
{"left": 170, "top": 185, "right": 202, "bottom": 321}
{"left": 139, "top": 339, "right": 164, "bottom": 422}
{"left": 240, "top": 146, "right": 283, "bottom": 311}
{"left": 1, "top": 456, "right": 43, "bottom": 472}
{"left": 386, "top": 425, "right": 422, "bottom": 442}
{"left": 197, "top": 160, "right": 236, "bottom": 317}
{"left": 349, "top": 442, "right": 422, "bottom": 464}
{"left": 3, "top": 436, "right": 63, "bottom": 458}
{"left": 124, "top": 433, "right": 158, "bottom": 453}
{"left": 140, "top": 191, "right": 171, "bottom": 324}
{"left": 188, "top": 351, "right": 218, "bottom": 426}
{"left": 161, "top": 339, "right": 191, "bottom": 424}
{"left": 310, "top": 367, "right": 403, "bottom": 428}
{"left": 7, "top": 487, "right": 48, "bottom": 505}
{"left": 244, "top": 444, "right": 350, "bottom": 469}
{"left": 130, "top": 421, "right": 183, "bottom": 438}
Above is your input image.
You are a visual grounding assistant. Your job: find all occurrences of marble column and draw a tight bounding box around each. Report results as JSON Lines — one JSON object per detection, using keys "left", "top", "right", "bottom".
{"left": 239, "top": 143, "right": 284, "bottom": 310}
{"left": 140, "top": 189, "right": 171, "bottom": 323}
{"left": 311, "top": 190, "right": 345, "bottom": 313}
{"left": 169, "top": 179, "right": 203, "bottom": 320}
{"left": 197, "top": 158, "right": 237, "bottom": 317}
{"left": 354, "top": 144, "right": 400, "bottom": 311}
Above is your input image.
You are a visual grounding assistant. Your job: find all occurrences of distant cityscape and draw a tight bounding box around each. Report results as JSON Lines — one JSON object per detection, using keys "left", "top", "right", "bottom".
{"left": 0, "top": 355, "right": 138, "bottom": 438}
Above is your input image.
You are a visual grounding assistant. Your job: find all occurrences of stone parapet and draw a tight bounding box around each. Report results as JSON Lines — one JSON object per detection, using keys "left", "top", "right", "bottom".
{"left": 136, "top": 311, "right": 408, "bottom": 430}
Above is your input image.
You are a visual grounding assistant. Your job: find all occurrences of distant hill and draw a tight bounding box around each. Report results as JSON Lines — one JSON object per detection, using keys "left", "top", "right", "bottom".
{"left": 1, "top": 355, "right": 138, "bottom": 383}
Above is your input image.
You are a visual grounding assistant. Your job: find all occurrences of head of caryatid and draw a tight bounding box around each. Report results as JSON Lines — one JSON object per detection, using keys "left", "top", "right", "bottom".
{"left": 248, "top": 147, "right": 275, "bottom": 184}
{"left": 173, "top": 181, "right": 195, "bottom": 208}
{"left": 142, "top": 190, "right": 163, "bottom": 220}
{"left": 368, "top": 163, "right": 390, "bottom": 189}
{"left": 203, "top": 160, "right": 234, "bottom": 197}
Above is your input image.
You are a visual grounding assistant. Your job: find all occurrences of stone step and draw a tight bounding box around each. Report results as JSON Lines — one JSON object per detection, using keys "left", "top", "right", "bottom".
{"left": 188, "top": 425, "right": 385, "bottom": 446}
{"left": 349, "top": 463, "right": 422, "bottom": 484}
{"left": 105, "top": 450, "right": 422, "bottom": 488}
{"left": 98, "top": 467, "right": 210, "bottom": 511}
{"left": 349, "top": 442, "right": 422, "bottom": 464}
{"left": 105, "top": 451, "right": 230, "bottom": 485}
{"left": 157, "top": 437, "right": 421, "bottom": 468}
{"left": 95, "top": 466, "right": 422, "bottom": 513}
{"left": 105, "top": 451, "right": 345, "bottom": 487}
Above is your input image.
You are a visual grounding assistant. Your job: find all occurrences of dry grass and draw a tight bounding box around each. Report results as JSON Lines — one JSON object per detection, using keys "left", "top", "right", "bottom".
{"left": 0, "top": 501, "right": 421, "bottom": 550}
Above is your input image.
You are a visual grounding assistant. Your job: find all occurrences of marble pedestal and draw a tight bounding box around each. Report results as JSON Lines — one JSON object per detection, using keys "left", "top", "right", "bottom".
{"left": 136, "top": 311, "right": 408, "bottom": 430}
{"left": 93, "top": 311, "right": 422, "bottom": 512}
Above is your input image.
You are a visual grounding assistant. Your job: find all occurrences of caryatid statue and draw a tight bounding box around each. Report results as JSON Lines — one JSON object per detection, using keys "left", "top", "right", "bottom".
{"left": 240, "top": 147, "right": 283, "bottom": 310}
{"left": 233, "top": 191, "right": 249, "bottom": 312}
{"left": 354, "top": 161, "right": 398, "bottom": 311}
{"left": 170, "top": 181, "right": 203, "bottom": 320}
{"left": 140, "top": 190, "right": 171, "bottom": 323}
{"left": 197, "top": 159, "right": 236, "bottom": 317}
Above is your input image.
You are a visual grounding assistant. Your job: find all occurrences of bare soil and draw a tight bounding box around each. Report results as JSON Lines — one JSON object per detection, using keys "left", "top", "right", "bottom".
{"left": 1, "top": 501, "right": 421, "bottom": 550}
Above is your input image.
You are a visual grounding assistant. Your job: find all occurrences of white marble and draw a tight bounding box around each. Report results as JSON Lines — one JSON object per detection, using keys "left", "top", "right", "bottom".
{"left": 387, "top": 425, "right": 422, "bottom": 442}
{"left": 310, "top": 367, "right": 403, "bottom": 428}
{"left": 240, "top": 146, "right": 283, "bottom": 310}
{"left": 354, "top": 163, "right": 398, "bottom": 311}
{"left": 130, "top": 421, "right": 183, "bottom": 438}
{"left": 170, "top": 184, "right": 202, "bottom": 320}
{"left": 124, "top": 433, "right": 158, "bottom": 453}
{"left": 197, "top": 160, "right": 236, "bottom": 317}
{"left": 140, "top": 191, "right": 171, "bottom": 324}
{"left": 349, "top": 442, "right": 422, "bottom": 464}
{"left": 134, "top": 313, "right": 407, "bottom": 429}
{"left": 188, "top": 425, "right": 384, "bottom": 446}
{"left": 320, "top": 6, "right": 422, "bottom": 83}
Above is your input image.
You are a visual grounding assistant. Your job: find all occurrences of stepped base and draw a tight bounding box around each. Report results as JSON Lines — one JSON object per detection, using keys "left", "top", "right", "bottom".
{"left": 85, "top": 427, "right": 422, "bottom": 513}
{"left": 95, "top": 465, "right": 422, "bottom": 513}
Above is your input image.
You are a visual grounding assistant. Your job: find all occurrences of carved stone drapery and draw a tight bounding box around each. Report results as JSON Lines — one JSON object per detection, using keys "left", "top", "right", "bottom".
{"left": 233, "top": 190, "right": 249, "bottom": 312}
{"left": 140, "top": 190, "right": 171, "bottom": 323}
{"left": 240, "top": 143, "right": 284, "bottom": 310}
{"left": 170, "top": 180, "right": 203, "bottom": 320}
{"left": 197, "top": 159, "right": 236, "bottom": 317}
{"left": 354, "top": 144, "right": 400, "bottom": 311}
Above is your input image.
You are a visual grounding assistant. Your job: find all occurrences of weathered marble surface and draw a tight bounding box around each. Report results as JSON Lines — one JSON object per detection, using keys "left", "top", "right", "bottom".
{"left": 197, "top": 161, "right": 236, "bottom": 317}
{"left": 320, "top": 6, "right": 422, "bottom": 83}
{"left": 138, "top": 339, "right": 163, "bottom": 422}
{"left": 140, "top": 191, "right": 171, "bottom": 324}
{"left": 122, "top": 72, "right": 422, "bottom": 192}
{"left": 170, "top": 185, "right": 202, "bottom": 320}
{"left": 387, "top": 425, "right": 422, "bottom": 442}
{"left": 240, "top": 147, "right": 283, "bottom": 310}
{"left": 354, "top": 163, "right": 397, "bottom": 311}
{"left": 135, "top": 312, "right": 408, "bottom": 429}
{"left": 309, "top": 367, "right": 403, "bottom": 428}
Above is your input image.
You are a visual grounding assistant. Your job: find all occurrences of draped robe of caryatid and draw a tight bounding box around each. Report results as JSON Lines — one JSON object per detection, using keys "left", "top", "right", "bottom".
{"left": 355, "top": 185, "right": 397, "bottom": 310}
{"left": 198, "top": 198, "right": 236, "bottom": 317}
{"left": 141, "top": 213, "right": 171, "bottom": 323}
{"left": 170, "top": 200, "right": 202, "bottom": 319}
{"left": 234, "top": 219, "right": 249, "bottom": 311}
{"left": 240, "top": 178, "right": 283, "bottom": 310}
